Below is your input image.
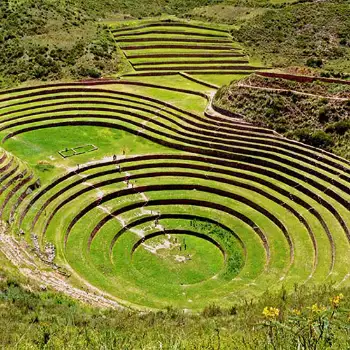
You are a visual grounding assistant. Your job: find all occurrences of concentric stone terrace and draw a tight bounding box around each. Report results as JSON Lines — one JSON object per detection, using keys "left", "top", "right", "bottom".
{"left": 0, "top": 52, "right": 350, "bottom": 310}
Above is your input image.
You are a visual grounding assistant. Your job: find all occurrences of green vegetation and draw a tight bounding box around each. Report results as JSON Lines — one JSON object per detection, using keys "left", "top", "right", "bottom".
{"left": 2, "top": 266, "right": 350, "bottom": 349}
{"left": 232, "top": 1, "right": 350, "bottom": 73}
{"left": 0, "top": 0, "right": 123, "bottom": 88}
{"left": 0, "top": 6, "right": 350, "bottom": 348}
{"left": 0, "top": 0, "right": 230, "bottom": 88}
{"left": 34, "top": 161, "right": 55, "bottom": 173}
{"left": 2, "top": 0, "right": 350, "bottom": 89}
{"left": 0, "top": 76, "right": 349, "bottom": 311}
{"left": 183, "top": 0, "right": 350, "bottom": 75}
{"left": 214, "top": 74, "right": 350, "bottom": 159}
{"left": 110, "top": 18, "right": 259, "bottom": 84}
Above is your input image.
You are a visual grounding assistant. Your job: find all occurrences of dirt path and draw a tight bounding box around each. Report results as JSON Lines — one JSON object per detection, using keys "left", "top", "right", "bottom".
{"left": 206, "top": 91, "right": 249, "bottom": 123}
{"left": 0, "top": 223, "right": 121, "bottom": 309}
{"left": 236, "top": 82, "right": 350, "bottom": 101}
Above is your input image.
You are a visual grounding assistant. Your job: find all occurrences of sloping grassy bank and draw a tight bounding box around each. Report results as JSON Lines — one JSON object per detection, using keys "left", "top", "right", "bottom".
{"left": 1, "top": 259, "right": 350, "bottom": 349}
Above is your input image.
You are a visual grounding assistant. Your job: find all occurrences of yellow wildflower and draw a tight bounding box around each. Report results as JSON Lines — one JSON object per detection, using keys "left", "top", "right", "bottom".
{"left": 309, "top": 303, "right": 327, "bottom": 313}
{"left": 291, "top": 308, "right": 301, "bottom": 316}
{"left": 330, "top": 294, "right": 344, "bottom": 308}
{"left": 262, "top": 306, "right": 280, "bottom": 319}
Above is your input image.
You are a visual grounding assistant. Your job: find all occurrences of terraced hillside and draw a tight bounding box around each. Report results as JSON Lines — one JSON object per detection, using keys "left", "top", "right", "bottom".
{"left": 111, "top": 19, "right": 263, "bottom": 84}
{"left": 0, "top": 150, "right": 40, "bottom": 226}
{"left": 0, "top": 20, "right": 349, "bottom": 311}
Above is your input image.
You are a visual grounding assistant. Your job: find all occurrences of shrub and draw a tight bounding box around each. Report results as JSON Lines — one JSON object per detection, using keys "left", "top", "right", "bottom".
{"left": 290, "top": 128, "right": 334, "bottom": 149}
{"left": 339, "top": 38, "right": 347, "bottom": 46}
{"left": 77, "top": 65, "right": 101, "bottom": 78}
{"left": 318, "top": 105, "right": 330, "bottom": 123}
{"left": 202, "top": 304, "right": 223, "bottom": 317}
{"left": 35, "top": 161, "right": 55, "bottom": 172}
{"left": 308, "top": 130, "right": 334, "bottom": 149}
{"left": 325, "top": 120, "right": 350, "bottom": 135}
{"left": 306, "top": 57, "right": 323, "bottom": 68}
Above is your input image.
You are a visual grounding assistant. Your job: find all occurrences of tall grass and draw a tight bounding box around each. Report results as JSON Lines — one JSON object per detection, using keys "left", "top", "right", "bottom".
{"left": 1, "top": 269, "right": 350, "bottom": 349}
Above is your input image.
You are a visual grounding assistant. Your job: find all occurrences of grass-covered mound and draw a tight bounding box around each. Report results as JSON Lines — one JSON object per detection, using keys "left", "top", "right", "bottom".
{"left": 214, "top": 73, "right": 350, "bottom": 159}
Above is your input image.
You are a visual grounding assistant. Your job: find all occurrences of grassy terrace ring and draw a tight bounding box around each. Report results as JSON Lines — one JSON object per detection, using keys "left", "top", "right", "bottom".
{"left": 0, "top": 20, "right": 349, "bottom": 310}
{"left": 58, "top": 144, "right": 98, "bottom": 158}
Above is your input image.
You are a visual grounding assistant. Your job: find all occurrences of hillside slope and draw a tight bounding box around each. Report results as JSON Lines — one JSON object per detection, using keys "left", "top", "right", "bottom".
{"left": 2, "top": 0, "right": 350, "bottom": 89}
{"left": 0, "top": 0, "right": 222, "bottom": 88}
{"left": 214, "top": 73, "right": 350, "bottom": 159}
{"left": 232, "top": 1, "right": 350, "bottom": 72}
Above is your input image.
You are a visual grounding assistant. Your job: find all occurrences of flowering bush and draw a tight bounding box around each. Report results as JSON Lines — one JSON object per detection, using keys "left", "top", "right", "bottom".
{"left": 261, "top": 294, "right": 350, "bottom": 350}
{"left": 262, "top": 306, "right": 280, "bottom": 319}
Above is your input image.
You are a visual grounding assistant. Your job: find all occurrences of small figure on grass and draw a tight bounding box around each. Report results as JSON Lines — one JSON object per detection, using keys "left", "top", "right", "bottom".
{"left": 77, "top": 164, "right": 80, "bottom": 171}
{"left": 113, "top": 154, "right": 117, "bottom": 162}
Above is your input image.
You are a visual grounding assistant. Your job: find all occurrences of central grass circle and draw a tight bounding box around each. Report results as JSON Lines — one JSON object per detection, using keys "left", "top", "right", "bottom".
{"left": 131, "top": 233, "right": 225, "bottom": 285}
